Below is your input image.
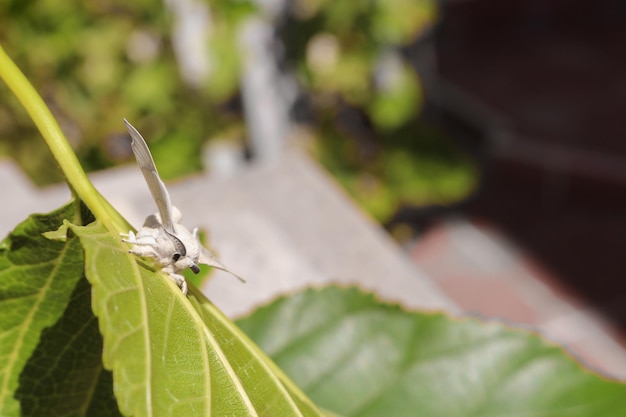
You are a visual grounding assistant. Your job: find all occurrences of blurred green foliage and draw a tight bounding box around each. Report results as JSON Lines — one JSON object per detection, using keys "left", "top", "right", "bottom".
{"left": 312, "top": 118, "right": 476, "bottom": 222}
{"left": 0, "top": 0, "right": 476, "bottom": 224}
{"left": 0, "top": 0, "right": 252, "bottom": 185}
{"left": 280, "top": 0, "right": 477, "bottom": 222}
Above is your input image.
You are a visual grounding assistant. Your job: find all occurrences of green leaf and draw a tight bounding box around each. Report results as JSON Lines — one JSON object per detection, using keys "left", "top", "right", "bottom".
{"left": 69, "top": 219, "right": 325, "bottom": 417}
{"left": 372, "top": 0, "right": 438, "bottom": 44}
{"left": 15, "top": 276, "right": 121, "bottom": 417}
{"left": 237, "top": 287, "right": 626, "bottom": 417}
{"left": 369, "top": 60, "right": 422, "bottom": 130}
{"left": 0, "top": 202, "right": 86, "bottom": 417}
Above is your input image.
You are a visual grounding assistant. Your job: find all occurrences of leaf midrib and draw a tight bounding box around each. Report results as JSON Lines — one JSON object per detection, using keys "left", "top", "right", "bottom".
{"left": 114, "top": 242, "right": 155, "bottom": 417}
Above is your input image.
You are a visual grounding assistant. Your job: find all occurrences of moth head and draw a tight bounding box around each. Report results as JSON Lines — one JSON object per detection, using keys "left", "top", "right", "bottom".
{"left": 166, "top": 230, "right": 201, "bottom": 274}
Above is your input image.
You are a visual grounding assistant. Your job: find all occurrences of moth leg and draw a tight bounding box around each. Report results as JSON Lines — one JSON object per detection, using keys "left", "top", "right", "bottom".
{"left": 121, "top": 231, "right": 161, "bottom": 260}
{"left": 120, "top": 230, "right": 137, "bottom": 243}
{"left": 127, "top": 235, "right": 159, "bottom": 247}
{"left": 167, "top": 272, "right": 188, "bottom": 295}
{"left": 121, "top": 228, "right": 162, "bottom": 244}
{"left": 131, "top": 246, "right": 161, "bottom": 260}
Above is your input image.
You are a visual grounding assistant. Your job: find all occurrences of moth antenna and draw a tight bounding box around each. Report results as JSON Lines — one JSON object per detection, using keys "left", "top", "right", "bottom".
{"left": 199, "top": 246, "right": 246, "bottom": 283}
{"left": 164, "top": 230, "right": 187, "bottom": 256}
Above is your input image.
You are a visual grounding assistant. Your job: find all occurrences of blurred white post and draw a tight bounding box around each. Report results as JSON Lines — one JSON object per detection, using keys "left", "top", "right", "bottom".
{"left": 239, "top": 10, "right": 296, "bottom": 162}
{"left": 163, "top": 0, "right": 212, "bottom": 87}
{"left": 165, "top": 0, "right": 296, "bottom": 162}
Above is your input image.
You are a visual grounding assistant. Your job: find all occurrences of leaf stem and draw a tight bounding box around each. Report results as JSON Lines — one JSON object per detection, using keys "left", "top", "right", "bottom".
{"left": 0, "top": 44, "right": 130, "bottom": 233}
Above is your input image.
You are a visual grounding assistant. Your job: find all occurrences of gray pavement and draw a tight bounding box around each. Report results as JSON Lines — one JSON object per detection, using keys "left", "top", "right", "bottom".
{"left": 0, "top": 148, "right": 457, "bottom": 318}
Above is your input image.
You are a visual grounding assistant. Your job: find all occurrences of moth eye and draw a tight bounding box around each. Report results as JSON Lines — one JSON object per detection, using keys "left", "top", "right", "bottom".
{"left": 172, "top": 253, "right": 181, "bottom": 262}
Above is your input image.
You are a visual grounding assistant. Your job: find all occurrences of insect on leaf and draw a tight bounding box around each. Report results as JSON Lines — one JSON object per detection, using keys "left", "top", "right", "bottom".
{"left": 121, "top": 119, "right": 244, "bottom": 295}
{"left": 68, "top": 219, "right": 325, "bottom": 417}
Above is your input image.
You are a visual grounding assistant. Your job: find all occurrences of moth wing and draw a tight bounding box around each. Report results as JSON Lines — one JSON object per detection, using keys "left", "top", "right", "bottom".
{"left": 199, "top": 246, "right": 246, "bottom": 283}
{"left": 124, "top": 119, "right": 175, "bottom": 233}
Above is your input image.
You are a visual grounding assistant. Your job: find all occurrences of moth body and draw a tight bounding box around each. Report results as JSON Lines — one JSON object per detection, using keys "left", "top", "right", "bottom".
{"left": 121, "top": 119, "right": 245, "bottom": 295}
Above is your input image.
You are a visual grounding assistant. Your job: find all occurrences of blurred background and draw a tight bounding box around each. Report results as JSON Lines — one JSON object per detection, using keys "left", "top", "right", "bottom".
{"left": 1, "top": 0, "right": 625, "bottom": 375}
{"left": 0, "top": 0, "right": 475, "bottom": 224}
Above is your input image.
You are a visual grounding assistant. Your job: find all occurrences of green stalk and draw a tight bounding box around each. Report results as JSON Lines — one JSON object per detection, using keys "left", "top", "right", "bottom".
{"left": 0, "top": 44, "right": 130, "bottom": 233}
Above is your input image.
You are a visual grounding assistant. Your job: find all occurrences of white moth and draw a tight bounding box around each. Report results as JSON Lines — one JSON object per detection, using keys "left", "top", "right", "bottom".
{"left": 121, "top": 119, "right": 245, "bottom": 295}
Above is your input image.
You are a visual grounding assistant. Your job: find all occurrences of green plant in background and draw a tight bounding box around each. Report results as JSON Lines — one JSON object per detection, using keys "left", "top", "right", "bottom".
{"left": 0, "top": 0, "right": 253, "bottom": 184}
{"left": 2, "top": 44, "right": 626, "bottom": 417}
{"left": 1, "top": 0, "right": 475, "bottom": 226}
{"left": 278, "top": 0, "right": 477, "bottom": 223}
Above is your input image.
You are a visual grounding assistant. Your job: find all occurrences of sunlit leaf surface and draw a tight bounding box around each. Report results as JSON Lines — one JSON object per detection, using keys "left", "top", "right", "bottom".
{"left": 16, "top": 276, "right": 121, "bottom": 417}
{"left": 70, "top": 220, "right": 324, "bottom": 417}
{"left": 237, "top": 287, "right": 626, "bottom": 417}
{"left": 0, "top": 203, "right": 86, "bottom": 416}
